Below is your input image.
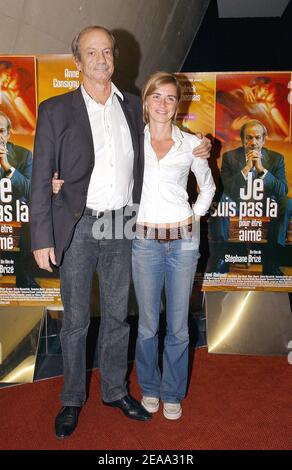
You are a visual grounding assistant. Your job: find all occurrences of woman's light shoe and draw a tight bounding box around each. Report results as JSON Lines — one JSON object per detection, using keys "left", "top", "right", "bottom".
{"left": 141, "top": 396, "right": 160, "bottom": 413}
{"left": 163, "top": 402, "right": 182, "bottom": 420}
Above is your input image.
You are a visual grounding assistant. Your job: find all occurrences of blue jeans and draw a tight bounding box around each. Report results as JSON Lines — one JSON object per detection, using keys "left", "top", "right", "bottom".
{"left": 132, "top": 237, "right": 199, "bottom": 403}
{"left": 59, "top": 211, "right": 132, "bottom": 406}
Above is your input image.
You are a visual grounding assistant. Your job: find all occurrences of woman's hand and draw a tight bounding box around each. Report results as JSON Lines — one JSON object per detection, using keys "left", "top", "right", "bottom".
{"left": 52, "top": 171, "right": 64, "bottom": 194}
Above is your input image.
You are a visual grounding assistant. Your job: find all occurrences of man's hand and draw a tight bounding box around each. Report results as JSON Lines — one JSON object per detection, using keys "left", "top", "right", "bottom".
{"left": 192, "top": 134, "right": 211, "bottom": 159}
{"left": 0, "top": 135, "right": 7, "bottom": 154}
{"left": 52, "top": 172, "right": 64, "bottom": 194}
{"left": 241, "top": 151, "right": 256, "bottom": 177}
{"left": 33, "top": 247, "right": 56, "bottom": 272}
{"left": 0, "top": 153, "right": 11, "bottom": 173}
{"left": 0, "top": 139, "right": 11, "bottom": 172}
{"left": 242, "top": 159, "right": 253, "bottom": 177}
{"left": 246, "top": 149, "right": 264, "bottom": 173}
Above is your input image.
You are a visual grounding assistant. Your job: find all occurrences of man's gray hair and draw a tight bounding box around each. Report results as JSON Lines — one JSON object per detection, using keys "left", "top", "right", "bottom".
{"left": 240, "top": 119, "right": 268, "bottom": 142}
{"left": 71, "top": 25, "right": 117, "bottom": 61}
{"left": 0, "top": 111, "right": 12, "bottom": 133}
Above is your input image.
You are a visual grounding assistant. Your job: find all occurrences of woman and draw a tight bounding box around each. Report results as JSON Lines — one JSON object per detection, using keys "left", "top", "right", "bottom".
{"left": 52, "top": 71, "right": 215, "bottom": 420}
{"left": 132, "top": 72, "right": 215, "bottom": 420}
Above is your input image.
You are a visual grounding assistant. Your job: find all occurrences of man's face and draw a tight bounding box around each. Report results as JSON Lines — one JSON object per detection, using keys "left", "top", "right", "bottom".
{"left": 0, "top": 116, "right": 10, "bottom": 147}
{"left": 75, "top": 29, "right": 115, "bottom": 85}
{"left": 243, "top": 124, "right": 265, "bottom": 153}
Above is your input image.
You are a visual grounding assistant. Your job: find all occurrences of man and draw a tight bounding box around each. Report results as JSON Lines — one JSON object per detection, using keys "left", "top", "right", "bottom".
{"left": 30, "top": 25, "right": 211, "bottom": 439}
{"left": 0, "top": 111, "right": 37, "bottom": 287}
{"left": 209, "top": 119, "right": 288, "bottom": 275}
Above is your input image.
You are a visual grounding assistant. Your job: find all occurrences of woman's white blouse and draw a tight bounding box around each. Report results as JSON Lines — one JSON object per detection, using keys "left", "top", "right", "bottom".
{"left": 137, "top": 124, "right": 215, "bottom": 224}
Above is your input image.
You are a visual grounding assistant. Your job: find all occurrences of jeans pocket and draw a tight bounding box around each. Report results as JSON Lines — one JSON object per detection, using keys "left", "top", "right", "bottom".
{"left": 180, "top": 237, "right": 200, "bottom": 251}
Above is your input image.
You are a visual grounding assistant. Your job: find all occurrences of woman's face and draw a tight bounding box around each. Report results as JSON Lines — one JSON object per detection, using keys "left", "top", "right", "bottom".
{"left": 146, "top": 82, "right": 178, "bottom": 125}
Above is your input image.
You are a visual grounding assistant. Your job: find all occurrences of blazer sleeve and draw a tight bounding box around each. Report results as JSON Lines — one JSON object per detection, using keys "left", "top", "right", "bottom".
{"left": 30, "top": 101, "right": 56, "bottom": 251}
{"left": 263, "top": 154, "right": 288, "bottom": 199}
{"left": 10, "top": 149, "right": 32, "bottom": 201}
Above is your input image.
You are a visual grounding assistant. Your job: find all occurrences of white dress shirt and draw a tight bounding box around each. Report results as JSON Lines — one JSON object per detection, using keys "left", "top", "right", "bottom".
{"left": 81, "top": 84, "right": 134, "bottom": 212}
{"left": 137, "top": 124, "right": 215, "bottom": 224}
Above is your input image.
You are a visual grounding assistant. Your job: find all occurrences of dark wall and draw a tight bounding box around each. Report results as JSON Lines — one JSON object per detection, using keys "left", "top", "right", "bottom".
{"left": 182, "top": 0, "right": 292, "bottom": 72}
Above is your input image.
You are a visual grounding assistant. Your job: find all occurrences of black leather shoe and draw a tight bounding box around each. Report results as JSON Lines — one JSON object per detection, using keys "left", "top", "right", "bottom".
{"left": 55, "top": 406, "right": 81, "bottom": 439}
{"left": 103, "top": 395, "right": 151, "bottom": 421}
{"left": 16, "top": 273, "right": 40, "bottom": 288}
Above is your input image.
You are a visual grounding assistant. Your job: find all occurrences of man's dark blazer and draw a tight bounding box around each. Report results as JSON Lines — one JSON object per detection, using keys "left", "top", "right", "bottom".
{"left": 1, "top": 142, "right": 32, "bottom": 202}
{"left": 221, "top": 146, "right": 288, "bottom": 204}
{"left": 30, "top": 86, "right": 144, "bottom": 266}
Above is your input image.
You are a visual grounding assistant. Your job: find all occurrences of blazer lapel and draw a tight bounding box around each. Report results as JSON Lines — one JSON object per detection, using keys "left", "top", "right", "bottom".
{"left": 72, "top": 87, "right": 139, "bottom": 159}
{"left": 71, "top": 86, "right": 94, "bottom": 158}
{"left": 236, "top": 147, "right": 247, "bottom": 169}
{"left": 261, "top": 148, "right": 269, "bottom": 168}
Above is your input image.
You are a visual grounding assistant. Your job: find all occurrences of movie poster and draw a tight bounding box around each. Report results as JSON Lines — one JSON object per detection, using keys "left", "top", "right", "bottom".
{"left": 0, "top": 55, "right": 79, "bottom": 306}
{"left": 177, "top": 71, "right": 292, "bottom": 291}
{"left": 1, "top": 60, "right": 291, "bottom": 302}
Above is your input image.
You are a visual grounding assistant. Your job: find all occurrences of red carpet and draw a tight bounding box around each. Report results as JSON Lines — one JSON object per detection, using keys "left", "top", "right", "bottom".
{"left": 0, "top": 348, "right": 291, "bottom": 450}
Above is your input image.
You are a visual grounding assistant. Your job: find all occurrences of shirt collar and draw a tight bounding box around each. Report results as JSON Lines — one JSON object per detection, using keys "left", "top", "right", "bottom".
{"left": 171, "top": 124, "right": 184, "bottom": 147}
{"left": 144, "top": 124, "right": 184, "bottom": 149}
{"left": 81, "top": 82, "right": 124, "bottom": 107}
